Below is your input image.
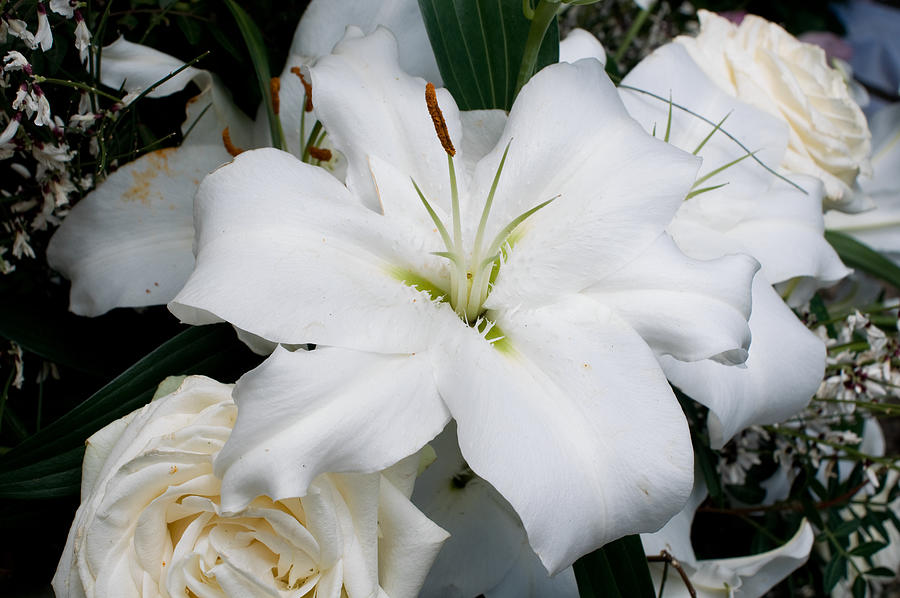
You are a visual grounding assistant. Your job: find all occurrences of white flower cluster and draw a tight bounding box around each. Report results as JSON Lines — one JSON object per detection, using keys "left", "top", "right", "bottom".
{"left": 1, "top": 2, "right": 96, "bottom": 273}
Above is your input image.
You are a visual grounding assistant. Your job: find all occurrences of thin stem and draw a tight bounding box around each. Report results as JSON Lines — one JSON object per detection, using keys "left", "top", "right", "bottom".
{"left": 514, "top": 0, "right": 559, "bottom": 99}
{"left": 618, "top": 84, "right": 806, "bottom": 193}
{"left": 301, "top": 121, "right": 322, "bottom": 163}
{"left": 33, "top": 77, "right": 121, "bottom": 102}
{"left": 613, "top": 1, "right": 656, "bottom": 65}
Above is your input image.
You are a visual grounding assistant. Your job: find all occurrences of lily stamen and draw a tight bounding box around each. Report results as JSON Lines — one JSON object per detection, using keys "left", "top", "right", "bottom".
{"left": 291, "top": 67, "right": 314, "bottom": 112}
{"left": 270, "top": 77, "right": 281, "bottom": 115}
{"left": 425, "top": 82, "right": 455, "bottom": 157}
{"left": 221, "top": 127, "right": 244, "bottom": 157}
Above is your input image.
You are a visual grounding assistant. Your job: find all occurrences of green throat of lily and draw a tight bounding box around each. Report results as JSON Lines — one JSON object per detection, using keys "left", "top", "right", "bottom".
{"left": 406, "top": 82, "right": 556, "bottom": 324}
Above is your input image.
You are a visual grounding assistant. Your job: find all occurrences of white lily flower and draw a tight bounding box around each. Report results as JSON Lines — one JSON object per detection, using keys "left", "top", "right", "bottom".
{"left": 642, "top": 471, "right": 814, "bottom": 597}
{"left": 170, "top": 27, "right": 757, "bottom": 573}
{"left": 825, "top": 103, "right": 900, "bottom": 264}
{"left": 618, "top": 42, "right": 849, "bottom": 447}
{"left": 47, "top": 0, "right": 440, "bottom": 316}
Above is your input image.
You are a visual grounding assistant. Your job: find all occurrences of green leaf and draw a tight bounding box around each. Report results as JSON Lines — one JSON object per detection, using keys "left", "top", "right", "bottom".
{"left": 0, "top": 447, "right": 83, "bottom": 499}
{"left": 848, "top": 541, "right": 887, "bottom": 558}
{"left": 865, "top": 566, "right": 896, "bottom": 577}
{"left": 223, "top": 0, "right": 286, "bottom": 150}
{"left": 0, "top": 325, "right": 260, "bottom": 497}
{"left": 574, "top": 535, "right": 655, "bottom": 598}
{"left": 832, "top": 518, "right": 863, "bottom": 538}
{"left": 417, "top": 0, "right": 559, "bottom": 111}
{"left": 825, "top": 231, "right": 900, "bottom": 289}
{"left": 852, "top": 575, "right": 867, "bottom": 598}
{"left": 824, "top": 555, "right": 848, "bottom": 593}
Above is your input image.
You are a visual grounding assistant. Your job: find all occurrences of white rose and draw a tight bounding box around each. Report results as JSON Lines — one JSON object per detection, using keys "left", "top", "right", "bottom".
{"left": 52, "top": 375, "right": 448, "bottom": 598}
{"left": 677, "top": 10, "right": 873, "bottom": 212}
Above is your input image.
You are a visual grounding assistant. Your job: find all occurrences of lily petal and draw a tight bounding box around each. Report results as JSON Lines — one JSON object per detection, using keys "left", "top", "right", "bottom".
{"left": 47, "top": 145, "right": 222, "bottom": 315}
{"left": 307, "top": 27, "right": 463, "bottom": 212}
{"left": 559, "top": 28, "right": 607, "bottom": 66}
{"left": 481, "top": 58, "right": 701, "bottom": 308}
{"left": 413, "top": 422, "right": 577, "bottom": 598}
{"left": 434, "top": 296, "right": 694, "bottom": 573}
{"left": 585, "top": 234, "right": 757, "bottom": 365}
{"left": 661, "top": 276, "right": 824, "bottom": 448}
{"left": 100, "top": 36, "right": 208, "bottom": 99}
{"left": 377, "top": 472, "right": 450, "bottom": 598}
{"left": 170, "top": 148, "right": 459, "bottom": 353}
{"left": 290, "top": 0, "right": 440, "bottom": 84}
{"left": 643, "top": 471, "right": 814, "bottom": 597}
{"left": 213, "top": 345, "right": 451, "bottom": 513}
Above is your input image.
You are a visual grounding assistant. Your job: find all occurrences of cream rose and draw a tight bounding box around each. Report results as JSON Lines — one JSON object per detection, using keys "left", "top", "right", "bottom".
{"left": 52, "top": 375, "right": 448, "bottom": 598}
{"left": 677, "top": 10, "right": 872, "bottom": 212}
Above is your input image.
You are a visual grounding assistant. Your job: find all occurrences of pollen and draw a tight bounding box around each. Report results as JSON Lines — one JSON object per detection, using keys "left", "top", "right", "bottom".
{"left": 270, "top": 77, "right": 281, "bottom": 114}
{"left": 425, "top": 82, "right": 455, "bottom": 156}
{"left": 308, "top": 146, "right": 332, "bottom": 162}
{"left": 222, "top": 127, "right": 244, "bottom": 157}
{"left": 291, "top": 67, "right": 314, "bottom": 112}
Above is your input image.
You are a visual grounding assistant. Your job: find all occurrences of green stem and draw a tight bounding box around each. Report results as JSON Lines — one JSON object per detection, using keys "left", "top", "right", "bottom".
{"left": 514, "top": 0, "right": 559, "bottom": 99}
{"left": 33, "top": 77, "right": 121, "bottom": 102}
{"left": 613, "top": 1, "right": 656, "bottom": 65}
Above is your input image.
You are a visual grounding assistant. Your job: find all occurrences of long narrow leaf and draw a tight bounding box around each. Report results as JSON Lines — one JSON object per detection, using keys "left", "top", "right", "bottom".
{"left": 574, "top": 535, "right": 655, "bottom": 597}
{"left": 825, "top": 230, "right": 900, "bottom": 289}
{"left": 0, "top": 324, "right": 259, "bottom": 477}
{"left": 223, "top": 0, "right": 286, "bottom": 150}
{"left": 418, "top": 0, "right": 559, "bottom": 111}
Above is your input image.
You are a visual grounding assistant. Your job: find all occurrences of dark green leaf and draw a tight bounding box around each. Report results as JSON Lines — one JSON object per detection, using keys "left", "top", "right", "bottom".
{"left": 832, "top": 519, "right": 863, "bottom": 538}
{"left": 574, "top": 535, "right": 655, "bottom": 598}
{"left": 726, "top": 483, "right": 766, "bottom": 505}
{"left": 852, "top": 575, "right": 867, "bottom": 598}
{"left": 848, "top": 541, "right": 887, "bottom": 558}
{"left": 417, "top": 0, "right": 559, "bottom": 111}
{"left": 825, "top": 231, "right": 900, "bottom": 289}
{"left": 223, "top": 0, "right": 286, "bottom": 149}
{"left": 865, "top": 566, "right": 896, "bottom": 577}
{"left": 176, "top": 15, "right": 203, "bottom": 45}
{"left": 0, "top": 325, "right": 259, "bottom": 491}
{"left": 0, "top": 447, "right": 83, "bottom": 499}
{"left": 824, "top": 555, "right": 848, "bottom": 593}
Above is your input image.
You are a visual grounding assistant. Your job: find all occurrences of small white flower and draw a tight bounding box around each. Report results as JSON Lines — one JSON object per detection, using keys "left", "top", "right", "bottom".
{"left": 49, "top": 0, "right": 76, "bottom": 18}
{"left": 0, "top": 113, "right": 21, "bottom": 144}
{"left": 5, "top": 17, "right": 37, "bottom": 50}
{"left": 31, "top": 85, "right": 52, "bottom": 126}
{"left": 73, "top": 11, "right": 90, "bottom": 63}
{"left": 12, "top": 228, "right": 34, "bottom": 259}
{"left": 2, "top": 50, "right": 30, "bottom": 72}
{"left": 12, "top": 83, "right": 36, "bottom": 113}
{"left": 35, "top": 3, "right": 52, "bottom": 51}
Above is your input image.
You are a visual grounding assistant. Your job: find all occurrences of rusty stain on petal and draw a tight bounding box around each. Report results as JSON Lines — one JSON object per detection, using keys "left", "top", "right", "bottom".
{"left": 425, "top": 82, "right": 455, "bottom": 156}
{"left": 123, "top": 147, "right": 177, "bottom": 205}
